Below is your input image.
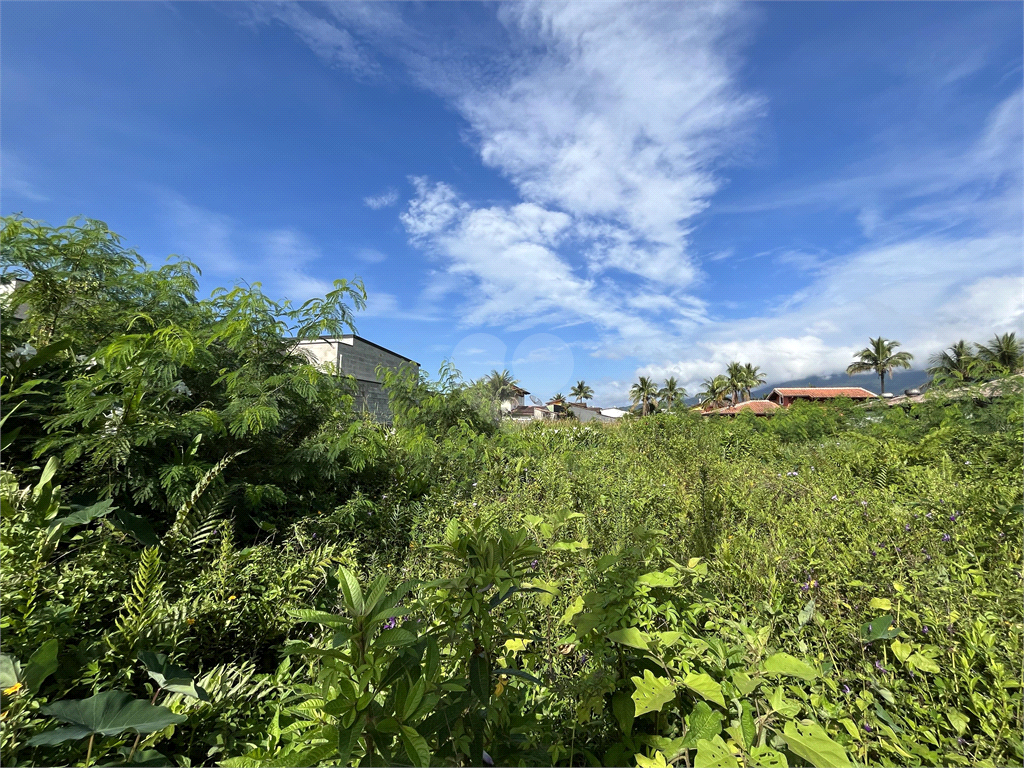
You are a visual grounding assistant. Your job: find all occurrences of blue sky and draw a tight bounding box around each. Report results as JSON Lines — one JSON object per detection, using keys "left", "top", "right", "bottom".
{"left": 3, "top": 1, "right": 1022, "bottom": 403}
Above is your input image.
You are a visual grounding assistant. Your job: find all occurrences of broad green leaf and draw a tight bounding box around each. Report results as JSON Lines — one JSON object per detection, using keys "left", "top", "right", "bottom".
{"left": 288, "top": 609, "right": 347, "bottom": 629}
{"left": 400, "top": 725, "right": 431, "bottom": 768}
{"left": 27, "top": 690, "right": 185, "bottom": 744}
{"left": 731, "top": 671, "right": 764, "bottom": 697}
{"left": 337, "top": 567, "right": 365, "bottom": 615}
{"left": 1, "top": 653, "right": 23, "bottom": 690}
{"left": 761, "top": 653, "right": 818, "bottom": 681}
{"left": 469, "top": 652, "right": 490, "bottom": 706}
{"left": 612, "top": 690, "right": 634, "bottom": 735}
{"left": 683, "top": 672, "right": 726, "bottom": 708}
{"left": 947, "top": 710, "right": 969, "bottom": 736}
{"left": 138, "top": 651, "right": 209, "bottom": 701}
{"left": 890, "top": 639, "right": 913, "bottom": 663}
{"left": 749, "top": 746, "right": 789, "bottom": 767}
{"left": 782, "top": 720, "right": 851, "bottom": 768}
{"left": 376, "top": 628, "right": 417, "bottom": 647}
{"left": 740, "top": 701, "right": 756, "bottom": 750}
{"left": 25, "top": 639, "right": 59, "bottom": 694}
{"left": 637, "top": 570, "right": 677, "bottom": 587}
{"left": 631, "top": 669, "right": 676, "bottom": 717}
{"left": 768, "top": 687, "right": 801, "bottom": 719}
{"left": 48, "top": 499, "right": 115, "bottom": 530}
{"left": 635, "top": 750, "right": 669, "bottom": 768}
{"left": 869, "top": 597, "right": 892, "bottom": 611}
{"left": 694, "top": 735, "right": 739, "bottom": 768}
{"left": 860, "top": 615, "right": 900, "bottom": 643}
{"left": 111, "top": 508, "right": 159, "bottom": 547}
{"left": 681, "top": 701, "right": 723, "bottom": 748}
{"left": 402, "top": 678, "right": 425, "bottom": 721}
{"left": 906, "top": 652, "right": 941, "bottom": 674}
{"left": 798, "top": 599, "right": 816, "bottom": 627}
{"left": 608, "top": 627, "right": 652, "bottom": 650}
{"left": 505, "top": 638, "right": 531, "bottom": 652}
{"left": 337, "top": 715, "right": 366, "bottom": 767}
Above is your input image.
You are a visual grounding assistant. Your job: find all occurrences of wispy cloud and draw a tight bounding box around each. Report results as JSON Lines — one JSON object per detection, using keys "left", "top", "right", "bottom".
{"left": 1, "top": 152, "right": 49, "bottom": 203}
{"left": 364, "top": 189, "right": 398, "bottom": 209}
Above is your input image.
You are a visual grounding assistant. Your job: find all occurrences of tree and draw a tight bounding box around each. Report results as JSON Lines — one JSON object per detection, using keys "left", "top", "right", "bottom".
{"left": 977, "top": 332, "right": 1023, "bottom": 374}
{"left": 658, "top": 377, "right": 685, "bottom": 410}
{"left": 570, "top": 380, "right": 594, "bottom": 405}
{"left": 846, "top": 337, "right": 913, "bottom": 395}
{"left": 726, "top": 362, "right": 746, "bottom": 406}
{"left": 927, "top": 340, "right": 978, "bottom": 384}
{"left": 483, "top": 369, "right": 521, "bottom": 410}
{"left": 698, "top": 375, "right": 731, "bottom": 411}
{"left": 550, "top": 392, "right": 567, "bottom": 405}
{"left": 741, "top": 363, "right": 766, "bottom": 400}
{"left": 628, "top": 376, "right": 658, "bottom": 417}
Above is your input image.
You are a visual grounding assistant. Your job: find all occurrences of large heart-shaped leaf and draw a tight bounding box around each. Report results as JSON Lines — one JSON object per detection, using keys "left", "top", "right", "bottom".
{"left": 612, "top": 690, "right": 635, "bottom": 735}
{"left": 860, "top": 615, "right": 900, "bottom": 643}
{"left": 782, "top": 720, "right": 851, "bottom": 768}
{"left": 27, "top": 690, "right": 186, "bottom": 745}
{"left": 48, "top": 500, "right": 116, "bottom": 530}
{"left": 631, "top": 669, "right": 676, "bottom": 717}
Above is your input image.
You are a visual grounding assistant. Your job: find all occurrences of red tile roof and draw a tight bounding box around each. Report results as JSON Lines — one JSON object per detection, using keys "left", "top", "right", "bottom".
{"left": 769, "top": 387, "right": 876, "bottom": 399}
{"left": 704, "top": 400, "right": 781, "bottom": 416}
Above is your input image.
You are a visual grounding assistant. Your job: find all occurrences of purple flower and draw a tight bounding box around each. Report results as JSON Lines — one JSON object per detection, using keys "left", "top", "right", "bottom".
{"left": 875, "top": 660, "right": 886, "bottom": 672}
{"left": 861, "top": 501, "right": 868, "bottom": 507}
{"left": 383, "top": 617, "right": 398, "bottom": 630}
{"left": 842, "top": 684, "right": 850, "bottom": 694}
{"left": 942, "top": 533, "right": 952, "bottom": 542}
{"left": 831, "top": 495, "right": 838, "bottom": 501}
{"left": 905, "top": 524, "right": 911, "bottom": 531}
{"left": 864, "top": 723, "right": 873, "bottom": 732}
{"left": 922, "top": 625, "right": 929, "bottom": 634}
{"left": 530, "top": 559, "right": 539, "bottom": 569}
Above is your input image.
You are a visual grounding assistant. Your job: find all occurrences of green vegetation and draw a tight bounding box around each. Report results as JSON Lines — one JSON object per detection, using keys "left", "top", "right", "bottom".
{"left": 2, "top": 216, "right": 1022, "bottom": 768}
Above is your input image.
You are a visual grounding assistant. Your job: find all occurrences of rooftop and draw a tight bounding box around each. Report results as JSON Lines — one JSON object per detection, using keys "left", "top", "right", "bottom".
{"left": 768, "top": 386, "right": 876, "bottom": 399}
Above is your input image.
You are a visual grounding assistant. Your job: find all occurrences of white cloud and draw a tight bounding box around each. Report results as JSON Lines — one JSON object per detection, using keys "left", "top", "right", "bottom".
{"left": 1, "top": 152, "right": 49, "bottom": 202}
{"left": 158, "top": 192, "right": 337, "bottom": 303}
{"left": 364, "top": 189, "right": 399, "bottom": 209}
{"left": 355, "top": 248, "right": 387, "bottom": 263}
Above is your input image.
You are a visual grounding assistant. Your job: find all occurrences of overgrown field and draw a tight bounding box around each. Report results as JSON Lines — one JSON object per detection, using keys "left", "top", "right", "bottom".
{"left": 2, "top": 216, "right": 1023, "bottom": 767}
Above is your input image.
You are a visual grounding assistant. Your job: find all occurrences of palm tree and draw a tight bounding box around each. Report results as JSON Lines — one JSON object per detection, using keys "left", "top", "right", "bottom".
{"left": 658, "top": 377, "right": 685, "bottom": 410}
{"left": 726, "top": 362, "right": 745, "bottom": 405}
{"left": 977, "top": 332, "right": 1023, "bottom": 374}
{"left": 551, "top": 392, "right": 567, "bottom": 405}
{"left": 698, "top": 375, "right": 731, "bottom": 411}
{"left": 927, "top": 340, "right": 978, "bottom": 384}
{"left": 629, "top": 376, "right": 659, "bottom": 416}
{"left": 846, "top": 337, "right": 914, "bottom": 395}
{"left": 484, "top": 369, "right": 520, "bottom": 402}
{"left": 570, "top": 380, "right": 594, "bottom": 405}
{"left": 741, "top": 363, "right": 766, "bottom": 400}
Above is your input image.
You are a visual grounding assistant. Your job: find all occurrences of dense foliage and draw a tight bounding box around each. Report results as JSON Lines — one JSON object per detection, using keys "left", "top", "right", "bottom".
{"left": 2, "top": 216, "right": 1022, "bottom": 768}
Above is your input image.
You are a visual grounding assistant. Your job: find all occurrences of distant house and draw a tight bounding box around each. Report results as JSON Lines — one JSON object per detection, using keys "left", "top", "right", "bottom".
{"left": 296, "top": 335, "right": 419, "bottom": 422}
{"left": 568, "top": 403, "right": 616, "bottom": 423}
{"left": 766, "top": 386, "right": 876, "bottom": 407}
{"left": 500, "top": 385, "right": 531, "bottom": 413}
{"left": 509, "top": 404, "right": 557, "bottom": 422}
{"left": 704, "top": 400, "right": 781, "bottom": 417}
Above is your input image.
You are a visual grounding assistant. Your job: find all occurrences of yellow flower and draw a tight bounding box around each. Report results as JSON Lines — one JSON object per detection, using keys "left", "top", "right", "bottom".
{"left": 228, "top": 595, "right": 237, "bottom": 601}
{"left": 3, "top": 682, "right": 23, "bottom": 696}
{"left": 187, "top": 618, "right": 196, "bottom": 626}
